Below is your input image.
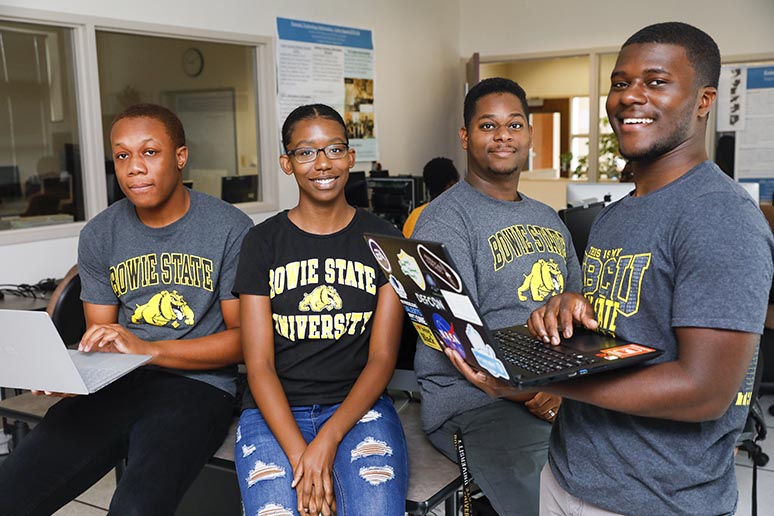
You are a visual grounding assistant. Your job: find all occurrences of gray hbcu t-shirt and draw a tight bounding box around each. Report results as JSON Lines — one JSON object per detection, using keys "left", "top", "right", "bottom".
{"left": 549, "top": 162, "right": 774, "bottom": 516}
{"left": 78, "top": 189, "right": 253, "bottom": 396}
{"left": 413, "top": 180, "right": 582, "bottom": 433}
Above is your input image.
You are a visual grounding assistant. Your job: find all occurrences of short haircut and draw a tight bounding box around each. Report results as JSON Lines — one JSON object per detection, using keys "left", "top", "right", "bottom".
{"left": 111, "top": 103, "right": 185, "bottom": 148}
{"left": 463, "top": 77, "right": 530, "bottom": 130}
{"left": 281, "top": 104, "right": 348, "bottom": 152}
{"left": 622, "top": 22, "right": 721, "bottom": 88}
{"left": 422, "top": 157, "right": 459, "bottom": 199}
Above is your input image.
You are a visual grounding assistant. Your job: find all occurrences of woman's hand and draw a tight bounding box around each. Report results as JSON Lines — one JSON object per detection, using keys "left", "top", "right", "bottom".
{"left": 292, "top": 432, "right": 338, "bottom": 515}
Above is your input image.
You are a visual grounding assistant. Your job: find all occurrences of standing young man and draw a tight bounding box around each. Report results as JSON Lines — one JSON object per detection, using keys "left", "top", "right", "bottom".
{"left": 0, "top": 104, "right": 253, "bottom": 515}
{"left": 450, "top": 23, "right": 774, "bottom": 516}
{"left": 412, "top": 77, "right": 581, "bottom": 516}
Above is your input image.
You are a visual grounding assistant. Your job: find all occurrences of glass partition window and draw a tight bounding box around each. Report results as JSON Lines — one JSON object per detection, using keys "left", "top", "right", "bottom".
{"left": 0, "top": 21, "right": 83, "bottom": 231}
{"left": 96, "top": 32, "right": 261, "bottom": 205}
{"left": 570, "top": 96, "right": 623, "bottom": 180}
{"left": 481, "top": 55, "right": 590, "bottom": 179}
{"left": 481, "top": 52, "right": 626, "bottom": 182}
{"left": 597, "top": 53, "right": 624, "bottom": 181}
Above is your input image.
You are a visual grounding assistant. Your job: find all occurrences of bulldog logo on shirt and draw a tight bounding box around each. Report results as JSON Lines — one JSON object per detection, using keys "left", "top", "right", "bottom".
{"left": 517, "top": 259, "right": 564, "bottom": 302}
{"left": 298, "top": 285, "right": 343, "bottom": 312}
{"left": 131, "top": 290, "right": 195, "bottom": 329}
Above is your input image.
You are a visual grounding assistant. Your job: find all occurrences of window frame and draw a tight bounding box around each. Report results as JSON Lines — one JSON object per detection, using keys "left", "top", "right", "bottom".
{"left": 479, "top": 47, "right": 619, "bottom": 183}
{"left": 0, "top": 6, "right": 278, "bottom": 246}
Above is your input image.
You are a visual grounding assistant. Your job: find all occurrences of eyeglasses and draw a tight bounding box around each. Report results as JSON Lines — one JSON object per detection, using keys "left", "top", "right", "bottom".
{"left": 286, "top": 143, "right": 350, "bottom": 163}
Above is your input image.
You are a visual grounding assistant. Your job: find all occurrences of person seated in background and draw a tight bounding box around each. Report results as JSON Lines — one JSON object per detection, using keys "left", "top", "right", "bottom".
{"left": 412, "top": 77, "right": 581, "bottom": 516}
{"left": 233, "top": 103, "right": 408, "bottom": 516}
{"left": 0, "top": 103, "right": 253, "bottom": 516}
{"left": 402, "top": 156, "right": 459, "bottom": 237}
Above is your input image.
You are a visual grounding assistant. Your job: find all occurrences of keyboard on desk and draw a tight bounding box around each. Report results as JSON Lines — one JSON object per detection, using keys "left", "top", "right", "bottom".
{"left": 493, "top": 328, "right": 600, "bottom": 376}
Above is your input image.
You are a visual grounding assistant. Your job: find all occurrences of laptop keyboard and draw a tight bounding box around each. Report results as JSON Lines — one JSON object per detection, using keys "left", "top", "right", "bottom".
{"left": 79, "top": 367, "right": 119, "bottom": 390}
{"left": 494, "top": 328, "right": 599, "bottom": 375}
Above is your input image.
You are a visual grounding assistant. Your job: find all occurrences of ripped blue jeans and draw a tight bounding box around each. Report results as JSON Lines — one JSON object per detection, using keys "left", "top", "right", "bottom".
{"left": 234, "top": 395, "right": 408, "bottom": 516}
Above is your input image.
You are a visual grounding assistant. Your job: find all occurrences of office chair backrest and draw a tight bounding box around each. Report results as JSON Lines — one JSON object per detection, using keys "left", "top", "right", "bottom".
{"left": 46, "top": 264, "right": 86, "bottom": 347}
{"left": 558, "top": 201, "right": 606, "bottom": 265}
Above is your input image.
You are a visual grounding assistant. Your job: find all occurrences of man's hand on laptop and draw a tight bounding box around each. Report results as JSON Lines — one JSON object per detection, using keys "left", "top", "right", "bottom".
{"left": 528, "top": 292, "right": 598, "bottom": 345}
{"left": 78, "top": 323, "right": 154, "bottom": 358}
{"left": 444, "top": 347, "right": 533, "bottom": 400}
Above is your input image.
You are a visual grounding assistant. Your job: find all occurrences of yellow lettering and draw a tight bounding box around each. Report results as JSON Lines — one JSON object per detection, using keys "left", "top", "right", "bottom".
{"left": 307, "top": 315, "right": 320, "bottom": 339}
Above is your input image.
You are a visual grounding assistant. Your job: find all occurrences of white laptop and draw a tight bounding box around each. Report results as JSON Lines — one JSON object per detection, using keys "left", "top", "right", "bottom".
{"left": 0, "top": 309, "right": 151, "bottom": 395}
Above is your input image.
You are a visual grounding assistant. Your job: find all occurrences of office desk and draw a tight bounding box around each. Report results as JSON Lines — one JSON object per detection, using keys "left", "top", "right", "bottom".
{"left": 0, "top": 292, "right": 49, "bottom": 311}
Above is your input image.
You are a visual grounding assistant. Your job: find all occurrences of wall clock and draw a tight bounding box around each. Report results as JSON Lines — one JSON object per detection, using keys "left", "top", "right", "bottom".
{"left": 182, "top": 48, "right": 204, "bottom": 77}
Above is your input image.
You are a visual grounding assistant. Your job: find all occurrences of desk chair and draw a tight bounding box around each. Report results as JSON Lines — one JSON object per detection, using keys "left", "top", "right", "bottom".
{"left": 46, "top": 264, "right": 85, "bottom": 347}
{"left": 558, "top": 201, "right": 606, "bottom": 265}
{"left": 737, "top": 350, "right": 769, "bottom": 516}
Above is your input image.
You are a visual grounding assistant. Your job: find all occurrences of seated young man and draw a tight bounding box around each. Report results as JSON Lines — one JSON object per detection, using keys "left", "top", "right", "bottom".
{"left": 0, "top": 103, "right": 253, "bottom": 516}
{"left": 412, "top": 78, "right": 580, "bottom": 516}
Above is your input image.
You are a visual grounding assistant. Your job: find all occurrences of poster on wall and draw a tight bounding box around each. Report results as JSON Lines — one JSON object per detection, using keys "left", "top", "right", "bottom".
{"left": 718, "top": 64, "right": 774, "bottom": 201}
{"left": 276, "top": 17, "right": 378, "bottom": 162}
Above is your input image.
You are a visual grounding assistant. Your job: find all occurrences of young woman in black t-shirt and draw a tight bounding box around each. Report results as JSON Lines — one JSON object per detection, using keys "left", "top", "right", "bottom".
{"left": 233, "top": 104, "right": 408, "bottom": 516}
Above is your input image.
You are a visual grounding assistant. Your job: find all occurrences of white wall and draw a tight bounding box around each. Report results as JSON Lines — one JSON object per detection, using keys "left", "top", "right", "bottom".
{"left": 0, "top": 0, "right": 463, "bottom": 284}
{"left": 460, "top": 0, "right": 774, "bottom": 59}
{"left": 3, "top": 0, "right": 772, "bottom": 284}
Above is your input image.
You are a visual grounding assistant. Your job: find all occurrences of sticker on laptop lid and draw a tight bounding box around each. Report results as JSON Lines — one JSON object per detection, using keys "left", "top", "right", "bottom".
{"left": 417, "top": 244, "right": 462, "bottom": 293}
{"left": 368, "top": 238, "right": 391, "bottom": 273}
{"left": 466, "top": 324, "right": 509, "bottom": 380}
{"left": 413, "top": 322, "right": 442, "bottom": 351}
{"left": 400, "top": 299, "right": 427, "bottom": 325}
{"left": 432, "top": 313, "right": 465, "bottom": 358}
{"left": 388, "top": 275, "right": 407, "bottom": 299}
{"left": 440, "top": 290, "right": 482, "bottom": 326}
{"left": 596, "top": 343, "right": 656, "bottom": 360}
{"left": 397, "top": 249, "right": 426, "bottom": 290}
{"left": 415, "top": 292, "right": 446, "bottom": 311}
{"left": 425, "top": 273, "right": 441, "bottom": 295}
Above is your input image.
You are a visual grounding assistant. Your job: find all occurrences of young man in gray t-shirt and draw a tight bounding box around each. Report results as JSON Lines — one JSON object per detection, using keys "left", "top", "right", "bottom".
{"left": 0, "top": 104, "right": 252, "bottom": 515}
{"left": 448, "top": 24, "right": 774, "bottom": 516}
{"left": 413, "top": 77, "right": 581, "bottom": 516}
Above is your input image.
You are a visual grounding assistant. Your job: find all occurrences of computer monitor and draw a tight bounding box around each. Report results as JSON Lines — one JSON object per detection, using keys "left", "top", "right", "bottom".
{"left": 739, "top": 181, "right": 760, "bottom": 203}
{"left": 344, "top": 171, "right": 370, "bottom": 208}
{"left": 567, "top": 180, "right": 760, "bottom": 207}
{"left": 565, "top": 182, "right": 634, "bottom": 207}
{"left": 221, "top": 175, "right": 258, "bottom": 204}
{"left": 0, "top": 165, "right": 21, "bottom": 198}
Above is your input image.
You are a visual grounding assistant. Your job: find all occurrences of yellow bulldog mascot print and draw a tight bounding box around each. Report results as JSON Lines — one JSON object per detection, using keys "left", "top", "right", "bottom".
{"left": 517, "top": 258, "right": 564, "bottom": 302}
{"left": 131, "top": 290, "right": 195, "bottom": 329}
{"left": 299, "top": 285, "right": 343, "bottom": 312}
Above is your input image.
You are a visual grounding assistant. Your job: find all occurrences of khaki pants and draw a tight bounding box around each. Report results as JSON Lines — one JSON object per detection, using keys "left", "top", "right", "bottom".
{"left": 539, "top": 464, "right": 625, "bottom": 516}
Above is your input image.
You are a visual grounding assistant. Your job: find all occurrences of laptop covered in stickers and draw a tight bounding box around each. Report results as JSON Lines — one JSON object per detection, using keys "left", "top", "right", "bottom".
{"left": 364, "top": 233, "right": 662, "bottom": 389}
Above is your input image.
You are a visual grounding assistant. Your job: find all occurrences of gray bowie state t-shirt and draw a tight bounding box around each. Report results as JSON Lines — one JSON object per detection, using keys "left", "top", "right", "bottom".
{"left": 412, "top": 180, "right": 582, "bottom": 434}
{"left": 78, "top": 189, "right": 253, "bottom": 396}
{"left": 549, "top": 161, "right": 774, "bottom": 516}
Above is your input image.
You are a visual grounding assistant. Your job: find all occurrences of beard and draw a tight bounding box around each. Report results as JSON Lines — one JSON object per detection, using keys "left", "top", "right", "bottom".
{"left": 617, "top": 105, "right": 695, "bottom": 163}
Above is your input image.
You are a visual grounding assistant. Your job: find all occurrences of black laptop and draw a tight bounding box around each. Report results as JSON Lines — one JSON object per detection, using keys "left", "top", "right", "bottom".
{"left": 364, "top": 233, "right": 662, "bottom": 389}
